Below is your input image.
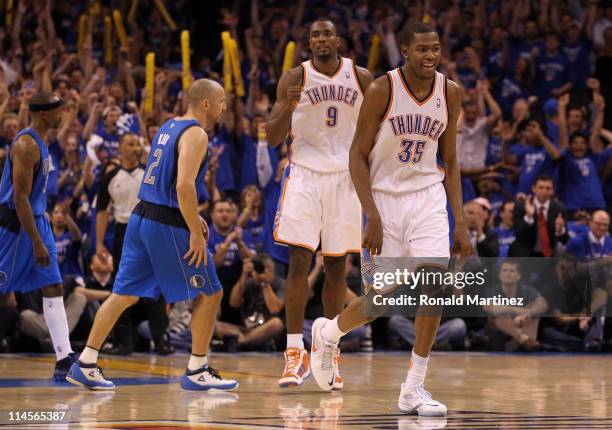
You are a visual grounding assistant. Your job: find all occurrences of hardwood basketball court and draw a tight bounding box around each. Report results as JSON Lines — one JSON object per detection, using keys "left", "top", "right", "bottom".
{"left": 1, "top": 352, "right": 610, "bottom": 429}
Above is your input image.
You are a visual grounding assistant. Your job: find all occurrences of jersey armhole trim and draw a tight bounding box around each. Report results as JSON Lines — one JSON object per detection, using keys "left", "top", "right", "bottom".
{"left": 382, "top": 72, "right": 394, "bottom": 121}
{"left": 443, "top": 76, "right": 449, "bottom": 126}
{"left": 352, "top": 61, "right": 365, "bottom": 96}
{"left": 299, "top": 63, "right": 306, "bottom": 87}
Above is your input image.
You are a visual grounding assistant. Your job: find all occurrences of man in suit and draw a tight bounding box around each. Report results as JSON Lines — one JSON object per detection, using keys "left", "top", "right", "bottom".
{"left": 565, "top": 210, "right": 612, "bottom": 258}
{"left": 464, "top": 199, "right": 499, "bottom": 257}
{"left": 511, "top": 175, "right": 569, "bottom": 257}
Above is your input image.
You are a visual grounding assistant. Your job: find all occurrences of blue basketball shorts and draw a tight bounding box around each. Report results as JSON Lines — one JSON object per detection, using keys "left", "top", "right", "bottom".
{"left": 113, "top": 203, "right": 222, "bottom": 303}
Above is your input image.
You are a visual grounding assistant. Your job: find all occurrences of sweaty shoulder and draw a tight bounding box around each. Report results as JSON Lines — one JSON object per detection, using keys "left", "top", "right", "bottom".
{"left": 445, "top": 78, "right": 462, "bottom": 113}
{"left": 11, "top": 134, "right": 40, "bottom": 165}
{"left": 354, "top": 65, "right": 374, "bottom": 93}
{"left": 363, "top": 74, "right": 391, "bottom": 118}
{"left": 180, "top": 124, "right": 208, "bottom": 147}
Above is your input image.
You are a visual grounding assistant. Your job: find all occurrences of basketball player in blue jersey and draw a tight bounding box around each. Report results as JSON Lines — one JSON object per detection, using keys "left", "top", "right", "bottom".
{"left": 0, "top": 92, "right": 78, "bottom": 381}
{"left": 309, "top": 22, "right": 473, "bottom": 415}
{"left": 67, "top": 79, "right": 238, "bottom": 391}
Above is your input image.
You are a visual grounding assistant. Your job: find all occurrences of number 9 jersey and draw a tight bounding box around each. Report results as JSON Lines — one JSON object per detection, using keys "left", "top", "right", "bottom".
{"left": 290, "top": 57, "right": 363, "bottom": 172}
{"left": 138, "top": 118, "right": 207, "bottom": 208}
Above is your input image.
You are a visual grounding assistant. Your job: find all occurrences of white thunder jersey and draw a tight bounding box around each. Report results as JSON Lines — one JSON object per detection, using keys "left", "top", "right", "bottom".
{"left": 290, "top": 57, "right": 363, "bottom": 172}
{"left": 370, "top": 69, "right": 448, "bottom": 194}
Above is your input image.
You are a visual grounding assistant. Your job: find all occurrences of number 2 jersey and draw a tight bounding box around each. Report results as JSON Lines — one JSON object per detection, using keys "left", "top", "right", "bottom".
{"left": 138, "top": 118, "right": 207, "bottom": 208}
{"left": 370, "top": 69, "right": 448, "bottom": 194}
{"left": 290, "top": 57, "right": 364, "bottom": 173}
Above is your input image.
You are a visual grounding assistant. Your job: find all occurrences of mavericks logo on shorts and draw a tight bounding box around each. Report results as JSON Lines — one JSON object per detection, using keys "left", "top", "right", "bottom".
{"left": 190, "top": 275, "right": 206, "bottom": 289}
{"left": 0, "top": 271, "right": 6, "bottom": 285}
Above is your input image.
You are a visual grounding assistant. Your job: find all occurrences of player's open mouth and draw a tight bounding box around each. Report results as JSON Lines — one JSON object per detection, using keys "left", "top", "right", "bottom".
{"left": 422, "top": 64, "right": 436, "bottom": 69}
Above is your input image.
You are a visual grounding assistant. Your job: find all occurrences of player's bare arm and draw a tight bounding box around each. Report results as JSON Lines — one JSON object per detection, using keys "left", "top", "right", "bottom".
{"left": 348, "top": 75, "right": 390, "bottom": 256}
{"left": 95, "top": 163, "right": 118, "bottom": 258}
{"left": 439, "top": 79, "right": 472, "bottom": 258}
{"left": 177, "top": 126, "right": 208, "bottom": 268}
{"left": 11, "top": 134, "right": 48, "bottom": 266}
{"left": 265, "top": 66, "right": 303, "bottom": 147}
{"left": 354, "top": 65, "right": 374, "bottom": 95}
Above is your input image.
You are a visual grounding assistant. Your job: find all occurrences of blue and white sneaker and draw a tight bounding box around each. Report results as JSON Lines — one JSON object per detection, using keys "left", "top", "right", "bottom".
{"left": 180, "top": 365, "right": 238, "bottom": 391}
{"left": 65, "top": 361, "right": 115, "bottom": 390}
{"left": 53, "top": 352, "right": 77, "bottom": 382}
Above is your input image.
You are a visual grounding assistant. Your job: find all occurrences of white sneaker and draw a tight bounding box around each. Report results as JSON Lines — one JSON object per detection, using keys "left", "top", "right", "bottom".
{"left": 180, "top": 366, "right": 238, "bottom": 391}
{"left": 278, "top": 348, "right": 310, "bottom": 387}
{"left": 310, "top": 318, "right": 337, "bottom": 391}
{"left": 398, "top": 384, "right": 447, "bottom": 416}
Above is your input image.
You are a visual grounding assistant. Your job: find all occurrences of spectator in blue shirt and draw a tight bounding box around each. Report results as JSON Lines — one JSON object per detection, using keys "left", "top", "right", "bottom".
{"left": 558, "top": 132, "right": 606, "bottom": 212}
{"left": 208, "top": 199, "right": 257, "bottom": 324}
{"left": 566, "top": 210, "right": 612, "bottom": 258}
{"left": 237, "top": 185, "right": 265, "bottom": 251}
{"left": 494, "top": 201, "right": 517, "bottom": 258}
{"left": 510, "top": 120, "right": 561, "bottom": 194}
{"left": 534, "top": 33, "right": 572, "bottom": 102}
{"left": 208, "top": 126, "right": 237, "bottom": 196}
{"left": 496, "top": 58, "right": 533, "bottom": 119}
{"left": 51, "top": 203, "right": 82, "bottom": 277}
{"left": 562, "top": 21, "right": 592, "bottom": 90}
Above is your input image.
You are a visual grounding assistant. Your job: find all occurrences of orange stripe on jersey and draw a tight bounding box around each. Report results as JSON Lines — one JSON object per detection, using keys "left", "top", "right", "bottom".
{"left": 274, "top": 237, "right": 316, "bottom": 253}
{"left": 322, "top": 250, "right": 361, "bottom": 257}
{"left": 300, "top": 63, "right": 306, "bottom": 87}
{"left": 397, "top": 68, "right": 436, "bottom": 106}
{"left": 352, "top": 60, "right": 364, "bottom": 96}
{"left": 310, "top": 57, "right": 344, "bottom": 79}
{"left": 382, "top": 72, "right": 394, "bottom": 120}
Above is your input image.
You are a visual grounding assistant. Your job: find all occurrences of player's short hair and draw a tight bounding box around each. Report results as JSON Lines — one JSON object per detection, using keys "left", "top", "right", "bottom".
{"left": 397, "top": 21, "right": 437, "bottom": 47}
{"left": 310, "top": 17, "right": 338, "bottom": 35}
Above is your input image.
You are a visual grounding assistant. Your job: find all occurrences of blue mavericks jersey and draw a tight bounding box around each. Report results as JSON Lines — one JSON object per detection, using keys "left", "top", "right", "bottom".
{"left": 138, "top": 119, "right": 207, "bottom": 208}
{"left": 0, "top": 128, "right": 50, "bottom": 216}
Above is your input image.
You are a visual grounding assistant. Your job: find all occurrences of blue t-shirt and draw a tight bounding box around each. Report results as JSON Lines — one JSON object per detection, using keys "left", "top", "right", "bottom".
{"left": 238, "top": 134, "right": 258, "bottom": 191}
{"left": 208, "top": 225, "right": 255, "bottom": 282}
{"left": 244, "top": 213, "right": 265, "bottom": 251}
{"left": 262, "top": 150, "right": 289, "bottom": 265}
{"left": 493, "top": 226, "right": 516, "bottom": 258}
{"left": 497, "top": 76, "right": 529, "bottom": 119}
{"left": 567, "top": 221, "right": 589, "bottom": 240}
{"left": 508, "top": 36, "right": 544, "bottom": 69}
{"left": 514, "top": 145, "right": 556, "bottom": 194}
{"left": 562, "top": 38, "right": 591, "bottom": 88}
{"left": 54, "top": 230, "right": 81, "bottom": 276}
{"left": 485, "top": 136, "right": 503, "bottom": 166}
{"left": 535, "top": 51, "right": 571, "bottom": 101}
{"left": 209, "top": 127, "right": 236, "bottom": 193}
{"left": 560, "top": 151, "right": 606, "bottom": 211}
{"left": 597, "top": 147, "right": 612, "bottom": 208}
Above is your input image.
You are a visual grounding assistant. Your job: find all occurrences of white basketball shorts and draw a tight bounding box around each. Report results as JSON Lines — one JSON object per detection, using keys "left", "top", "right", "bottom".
{"left": 373, "top": 182, "right": 450, "bottom": 260}
{"left": 273, "top": 163, "right": 361, "bottom": 255}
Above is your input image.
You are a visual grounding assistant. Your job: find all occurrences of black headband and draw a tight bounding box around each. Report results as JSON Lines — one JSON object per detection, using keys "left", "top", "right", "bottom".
{"left": 29, "top": 98, "right": 64, "bottom": 112}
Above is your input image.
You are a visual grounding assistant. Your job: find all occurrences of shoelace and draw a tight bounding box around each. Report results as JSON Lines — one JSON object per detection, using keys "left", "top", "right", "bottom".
{"left": 415, "top": 385, "right": 433, "bottom": 400}
{"left": 205, "top": 366, "right": 222, "bottom": 380}
{"left": 285, "top": 350, "right": 301, "bottom": 371}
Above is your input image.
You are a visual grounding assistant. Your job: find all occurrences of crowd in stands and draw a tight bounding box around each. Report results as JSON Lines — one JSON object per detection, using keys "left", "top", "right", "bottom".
{"left": 0, "top": 0, "right": 610, "bottom": 355}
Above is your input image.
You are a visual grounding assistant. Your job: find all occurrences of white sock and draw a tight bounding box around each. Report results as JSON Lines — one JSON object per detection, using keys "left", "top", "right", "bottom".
{"left": 286, "top": 333, "right": 304, "bottom": 350}
{"left": 79, "top": 346, "right": 98, "bottom": 365}
{"left": 321, "top": 317, "right": 345, "bottom": 343}
{"left": 405, "top": 350, "right": 429, "bottom": 388}
{"left": 188, "top": 354, "right": 208, "bottom": 371}
{"left": 42, "top": 297, "right": 73, "bottom": 361}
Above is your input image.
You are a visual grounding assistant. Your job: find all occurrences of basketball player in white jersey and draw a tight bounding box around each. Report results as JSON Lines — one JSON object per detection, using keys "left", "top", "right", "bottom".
{"left": 265, "top": 19, "right": 373, "bottom": 389}
{"left": 309, "top": 22, "right": 473, "bottom": 414}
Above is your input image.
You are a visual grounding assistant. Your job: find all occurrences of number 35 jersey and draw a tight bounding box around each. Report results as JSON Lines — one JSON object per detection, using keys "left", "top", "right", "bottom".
{"left": 138, "top": 118, "right": 207, "bottom": 208}
{"left": 370, "top": 69, "right": 448, "bottom": 194}
{"left": 290, "top": 57, "right": 363, "bottom": 173}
